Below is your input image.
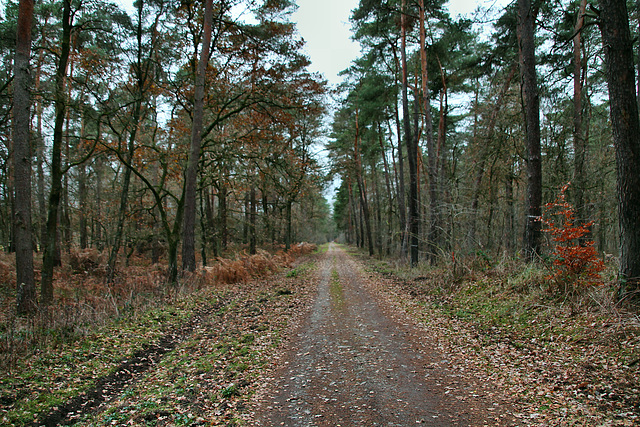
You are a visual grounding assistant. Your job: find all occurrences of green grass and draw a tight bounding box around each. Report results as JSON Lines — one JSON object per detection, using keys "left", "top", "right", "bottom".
{"left": 315, "top": 243, "right": 330, "bottom": 254}
{"left": 285, "top": 259, "right": 315, "bottom": 279}
{"left": 329, "top": 268, "right": 345, "bottom": 311}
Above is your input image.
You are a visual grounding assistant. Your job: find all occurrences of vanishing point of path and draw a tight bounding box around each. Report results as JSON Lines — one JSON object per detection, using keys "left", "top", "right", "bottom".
{"left": 253, "top": 244, "right": 517, "bottom": 426}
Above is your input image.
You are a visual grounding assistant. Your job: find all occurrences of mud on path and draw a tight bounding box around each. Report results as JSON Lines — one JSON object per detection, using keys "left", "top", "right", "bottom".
{"left": 252, "top": 244, "right": 517, "bottom": 426}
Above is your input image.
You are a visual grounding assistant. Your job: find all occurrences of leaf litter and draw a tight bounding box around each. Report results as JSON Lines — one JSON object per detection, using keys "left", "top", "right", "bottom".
{"left": 3, "top": 244, "right": 638, "bottom": 426}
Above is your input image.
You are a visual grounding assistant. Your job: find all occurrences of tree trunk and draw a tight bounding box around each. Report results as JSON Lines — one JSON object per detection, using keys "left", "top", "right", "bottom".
{"left": 78, "top": 160, "right": 88, "bottom": 249}
{"left": 204, "top": 186, "right": 216, "bottom": 257}
{"left": 243, "top": 191, "right": 250, "bottom": 244}
{"left": 95, "top": 155, "right": 104, "bottom": 250}
{"left": 573, "top": 0, "right": 588, "bottom": 228}
{"left": 372, "top": 162, "right": 383, "bottom": 255}
{"left": 35, "top": 37, "right": 46, "bottom": 250}
{"left": 348, "top": 179, "right": 358, "bottom": 246}
{"left": 107, "top": 136, "right": 135, "bottom": 280}
{"left": 504, "top": 167, "right": 515, "bottom": 254}
{"left": 41, "top": 0, "right": 72, "bottom": 306}
{"left": 428, "top": 56, "right": 449, "bottom": 263}
{"left": 182, "top": 0, "right": 213, "bottom": 272}
{"left": 517, "top": 0, "right": 542, "bottom": 261}
{"left": 598, "top": 0, "right": 640, "bottom": 301}
{"left": 249, "top": 185, "right": 257, "bottom": 255}
{"left": 419, "top": 0, "right": 438, "bottom": 264}
{"left": 636, "top": 0, "right": 640, "bottom": 112}
{"left": 13, "top": 0, "right": 36, "bottom": 315}
{"left": 199, "top": 187, "right": 208, "bottom": 266}
{"left": 391, "top": 41, "right": 407, "bottom": 256}
{"left": 285, "top": 199, "right": 292, "bottom": 251}
{"left": 354, "top": 105, "right": 374, "bottom": 256}
{"left": 402, "top": 0, "right": 419, "bottom": 266}
{"left": 378, "top": 124, "right": 394, "bottom": 255}
{"left": 393, "top": 105, "right": 407, "bottom": 254}
{"left": 261, "top": 188, "right": 272, "bottom": 246}
{"left": 61, "top": 85, "right": 73, "bottom": 254}
{"left": 218, "top": 184, "right": 228, "bottom": 252}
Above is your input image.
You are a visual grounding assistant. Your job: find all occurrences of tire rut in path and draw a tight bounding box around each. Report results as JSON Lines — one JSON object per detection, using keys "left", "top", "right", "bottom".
{"left": 255, "top": 244, "right": 509, "bottom": 426}
{"left": 33, "top": 302, "right": 224, "bottom": 427}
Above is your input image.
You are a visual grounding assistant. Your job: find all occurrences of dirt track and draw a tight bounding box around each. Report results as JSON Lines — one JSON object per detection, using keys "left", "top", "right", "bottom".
{"left": 253, "top": 244, "right": 517, "bottom": 426}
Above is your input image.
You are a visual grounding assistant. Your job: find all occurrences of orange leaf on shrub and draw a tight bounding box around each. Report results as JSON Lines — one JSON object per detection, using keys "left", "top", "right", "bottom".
{"left": 541, "top": 183, "right": 605, "bottom": 288}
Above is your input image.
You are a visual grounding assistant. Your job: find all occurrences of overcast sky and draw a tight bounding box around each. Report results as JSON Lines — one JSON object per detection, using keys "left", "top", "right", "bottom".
{"left": 103, "top": 0, "right": 510, "bottom": 87}
{"left": 293, "top": 0, "right": 511, "bottom": 87}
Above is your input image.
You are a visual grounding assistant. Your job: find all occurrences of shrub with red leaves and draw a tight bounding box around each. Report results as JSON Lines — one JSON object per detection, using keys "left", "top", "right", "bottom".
{"left": 541, "top": 183, "right": 605, "bottom": 293}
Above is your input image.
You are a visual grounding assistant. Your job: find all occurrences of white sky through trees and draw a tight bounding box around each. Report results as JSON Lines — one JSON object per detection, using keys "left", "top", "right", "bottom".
{"left": 293, "top": 0, "right": 510, "bottom": 86}
{"left": 105, "top": 0, "right": 507, "bottom": 86}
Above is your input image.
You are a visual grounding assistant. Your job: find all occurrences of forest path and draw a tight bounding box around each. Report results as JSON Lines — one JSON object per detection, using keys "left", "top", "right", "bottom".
{"left": 252, "top": 243, "right": 513, "bottom": 426}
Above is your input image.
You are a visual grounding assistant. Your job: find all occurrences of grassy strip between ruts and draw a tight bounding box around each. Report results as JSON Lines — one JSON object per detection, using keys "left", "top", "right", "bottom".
{"left": 1, "top": 253, "right": 320, "bottom": 426}
{"left": 357, "top": 250, "right": 639, "bottom": 426}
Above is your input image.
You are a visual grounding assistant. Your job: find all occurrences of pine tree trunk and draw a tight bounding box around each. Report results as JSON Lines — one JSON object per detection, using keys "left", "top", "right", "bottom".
{"left": 13, "top": 0, "right": 36, "bottom": 315}
{"left": 182, "top": 0, "right": 213, "bottom": 272}
{"left": 378, "top": 125, "right": 394, "bottom": 255}
{"left": 35, "top": 40, "right": 46, "bottom": 250}
{"left": 78, "top": 160, "right": 87, "bottom": 249}
{"left": 598, "top": 0, "right": 640, "bottom": 301}
{"left": 107, "top": 132, "right": 135, "bottom": 280}
{"left": 354, "top": 106, "right": 374, "bottom": 256}
{"left": 420, "top": 0, "right": 437, "bottom": 264}
{"left": 95, "top": 155, "right": 104, "bottom": 250}
{"left": 402, "top": 0, "right": 419, "bottom": 266}
{"left": 517, "top": 0, "right": 542, "bottom": 261}
{"left": 573, "top": 0, "right": 588, "bottom": 228}
{"left": 391, "top": 41, "right": 407, "bottom": 256}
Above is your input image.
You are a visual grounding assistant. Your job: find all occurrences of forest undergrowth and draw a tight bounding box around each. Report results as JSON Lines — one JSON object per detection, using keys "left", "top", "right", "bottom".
{"left": 0, "top": 243, "right": 317, "bottom": 425}
{"left": 360, "top": 249, "right": 640, "bottom": 426}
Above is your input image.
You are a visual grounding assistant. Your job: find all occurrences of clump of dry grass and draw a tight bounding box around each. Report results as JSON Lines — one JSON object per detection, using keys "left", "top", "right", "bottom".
{"left": 289, "top": 242, "right": 317, "bottom": 257}
{"left": 243, "top": 250, "right": 278, "bottom": 277}
{"left": 68, "top": 248, "right": 105, "bottom": 275}
{"left": 204, "top": 243, "right": 316, "bottom": 285}
{"left": 206, "top": 258, "right": 249, "bottom": 285}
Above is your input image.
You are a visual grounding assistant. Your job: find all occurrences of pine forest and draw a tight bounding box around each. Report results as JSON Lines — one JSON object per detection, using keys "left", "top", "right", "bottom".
{"left": 1, "top": 0, "right": 639, "bottom": 425}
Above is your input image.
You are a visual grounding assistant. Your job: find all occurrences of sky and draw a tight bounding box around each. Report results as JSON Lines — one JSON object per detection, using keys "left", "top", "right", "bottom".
{"left": 293, "top": 0, "right": 511, "bottom": 87}
{"left": 291, "top": 0, "right": 361, "bottom": 87}
{"left": 104, "top": 0, "right": 510, "bottom": 87}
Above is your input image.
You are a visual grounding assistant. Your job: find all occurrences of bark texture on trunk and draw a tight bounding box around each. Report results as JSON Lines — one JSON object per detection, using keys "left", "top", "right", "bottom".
{"left": 573, "top": 0, "right": 588, "bottom": 227}
{"left": 402, "top": 0, "right": 419, "bottom": 266}
{"left": 517, "top": 0, "right": 542, "bottom": 261}
{"left": 182, "top": 0, "right": 214, "bottom": 271}
{"left": 13, "top": 0, "right": 36, "bottom": 315}
{"left": 598, "top": 0, "right": 640, "bottom": 300}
